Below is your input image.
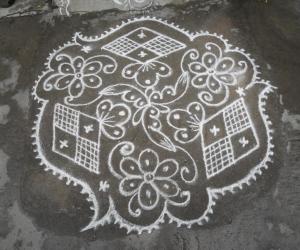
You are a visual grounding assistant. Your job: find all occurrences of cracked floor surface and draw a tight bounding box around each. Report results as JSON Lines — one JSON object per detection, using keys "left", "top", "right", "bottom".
{"left": 0, "top": 0, "right": 300, "bottom": 249}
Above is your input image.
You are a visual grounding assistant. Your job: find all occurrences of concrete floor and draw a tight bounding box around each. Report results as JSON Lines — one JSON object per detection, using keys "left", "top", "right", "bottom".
{"left": 0, "top": 0, "right": 300, "bottom": 249}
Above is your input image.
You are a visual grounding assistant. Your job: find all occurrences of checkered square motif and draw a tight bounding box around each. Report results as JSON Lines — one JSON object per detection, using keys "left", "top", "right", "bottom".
{"left": 202, "top": 98, "right": 258, "bottom": 179}
{"left": 102, "top": 27, "right": 186, "bottom": 63}
{"left": 103, "top": 36, "right": 139, "bottom": 56}
{"left": 204, "top": 137, "right": 234, "bottom": 178}
{"left": 54, "top": 104, "right": 79, "bottom": 135}
{"left": 223, "top": 99, "right": 251, "bottom": 135}
{"left": 75, "top": 137, "right": 100, "bottom": 174}
{"left": 53, "top": 103, "right": 100, "bottom": 174}
{"left": 143, "top": 36, "right": 186, "bottom": 56}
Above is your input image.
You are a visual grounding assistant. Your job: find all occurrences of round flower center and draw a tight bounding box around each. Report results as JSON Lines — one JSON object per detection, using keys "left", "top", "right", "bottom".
{"left": 75, "top": 73, "right": 82, "bottom": 79}
{"left": 144, "top": 173, "right": 154, "bottom": 182}
{"left": 208, "top": 69, "right": 215, "bottom": 75}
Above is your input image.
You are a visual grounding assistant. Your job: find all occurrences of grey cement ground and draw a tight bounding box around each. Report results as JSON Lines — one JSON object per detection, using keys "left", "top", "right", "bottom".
{"left": 0, "top": 0, "right": 300, "bottom": 249}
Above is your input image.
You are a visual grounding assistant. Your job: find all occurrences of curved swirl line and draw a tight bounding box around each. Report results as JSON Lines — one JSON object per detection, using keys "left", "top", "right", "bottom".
{"left": 108, "top": 141, "right": 135, "bottom": 179}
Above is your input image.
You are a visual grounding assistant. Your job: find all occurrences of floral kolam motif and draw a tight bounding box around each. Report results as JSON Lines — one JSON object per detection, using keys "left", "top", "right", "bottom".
{"left": 32, "top": 17, "right": 275, "bottom": 234}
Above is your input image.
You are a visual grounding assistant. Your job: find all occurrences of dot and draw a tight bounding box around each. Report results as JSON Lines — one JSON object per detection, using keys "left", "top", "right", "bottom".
{"left": 163, "top": 166, "right": 169, "bottom": 172}
{"left": 160, "top": 66, "right": 166, "bottom": 71}
{"left": 182, "top": 133, "right": 188, "bottom": 138}
{"left": 174, "top": 114, "right": 180, "bottom": 120}
{"left": 152, "top": 122, "right": 158, "bottom": 127}
{"left": 119, "top": 111, "right": 126, "bottom": 116}
{"left": 145, "top": 80, "right": 151, "bottom": 84}
{"left": 146, "top": 190, "right": 151, "bottom": 198}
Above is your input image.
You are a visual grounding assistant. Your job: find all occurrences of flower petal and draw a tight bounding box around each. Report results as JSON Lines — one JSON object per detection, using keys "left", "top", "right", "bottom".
{"left": 55, "top": 75, "right": 74, "bottom": 89}
{"left": 216, "top": 57, "right": 234, "bottom": 72}
{"left": 138, "top": 149, "right": 159, "bottom": 173}
{"left": 168, "top": 109, "right": 194, "bottom": 129}
{"left": 138, "top": 183, "right": 159, "bottom": 210}
{"left": 58, "top": 63, "right": 75, "bottom": 74}
{"left": 215, "top": 73, "right": 235, "bottom": 85}
{"left": 191, "top": 74, "right": 208, "bottom": 88}
{"left": 73, "top": 57, "right": 84, "bottom": 72}
{"left": 155, "top": 61, "right": 171, "bottom": 77}
{"left": 83, "top": 61, "right": 102, "bottom": 75}
{"left": 82, "top": 75, "right": 102, "bottom": 88}
{"left": 189, "top": 62, "right": 207, "bottom": 74}
{"left": 153, "top": 179, "right": 179, "bottom": 197}
{"left": 207, "top": 76, "right": 223, "bottom": 93}
{"left": 102, "top": 125, "right": 125, "bottom": 140}
{"left": 120, "top": 158, "right": 142, "bottom": 176}
{"left": 107, "top": 104, "right": 130, "bottom": 126}
{"left": 202, "top": 52, "right": 217, "bottom": 69}
{"left": 132, "top": 108, "right": 144, "bottom": 126}
{"left": 154, "top": 159, "right": 178, "bottom": 178}
{"left": 68, "top": 78, "right": 84, "bottom": 98}
{"left": 119, "top": 177, "right": 142, "bottom": 196}
{"left": 96, "top": 100, "right": 112, "bottom": 119}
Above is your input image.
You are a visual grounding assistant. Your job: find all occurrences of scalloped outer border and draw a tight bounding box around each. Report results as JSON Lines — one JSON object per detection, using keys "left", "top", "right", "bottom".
{"left": 32, "top": 16, "right": 276, "bottom": 234}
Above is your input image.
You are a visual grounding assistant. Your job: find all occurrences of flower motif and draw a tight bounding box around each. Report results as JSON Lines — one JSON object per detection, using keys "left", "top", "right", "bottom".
{"left": 122, "top": 61, "right": 171, "bottom": 88}
{"left": 186, "top": 43, "right": 247, "bottom": 94}
{"left": 96, "top": 99, "right": 131, "bottom": 140}
{"left": 168, "top": 102, "right": 205, "bottom": 144}
{"left": 43, "top": 55, "right": 117, "bottom": 101}
{"left": 119, "top": 149, "right": 179, "bottom": 211}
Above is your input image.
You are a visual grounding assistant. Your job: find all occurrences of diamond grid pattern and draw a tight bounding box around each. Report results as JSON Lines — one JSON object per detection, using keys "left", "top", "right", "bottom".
{"left": 53, "top": 104, "right": 100, "bottom": 174}
{"left": 143, "top": 36, "right": 185, "bottom": 56}
{"left": 103, "top": 36, "right": 139, "bottom": 56}
{"left": 203, "top": 98, "right": 257, "bottom": 179}
{"left": 204, "top": 137, "right": 234, "bottom": 178}
{"left": 75, "top": 137, "right": 100, "bottom": 173}
{"left": 102, "top": 27, "right": 186, "bottom": 62}
{"left": 54, "top": 103, "right": 79, "bottom": 135}
{"left": 223, "top": 99, "right": 251, "bottom": 135}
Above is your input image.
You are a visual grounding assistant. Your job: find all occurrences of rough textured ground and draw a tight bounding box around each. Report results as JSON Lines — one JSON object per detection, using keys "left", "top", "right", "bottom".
{"left": 0, "top": 0, "right": 300, "bottom": 249}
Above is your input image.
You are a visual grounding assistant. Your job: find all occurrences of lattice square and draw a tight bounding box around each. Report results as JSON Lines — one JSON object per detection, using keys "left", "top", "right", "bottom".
{"left": 143, "top": 36, "right": 186, "bottom": 56}
{"left": 54, "top": 103, "right": 79, "bottom": 135}
{"left": 223, "top": 99, "right": 251, "bottom": 136}
{"left": 102, "top": 36, "right": 139, "bottom": 56}
{"left": 75, "top": 137, "right": 100, "bottom": 174}
{"left": 204, "top": 137, "right": 234, "bottom": 178}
